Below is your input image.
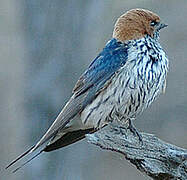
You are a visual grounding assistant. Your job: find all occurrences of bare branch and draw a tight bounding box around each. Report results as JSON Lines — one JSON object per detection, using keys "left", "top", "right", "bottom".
{"left": 86, "top": 124, "right": 187, "bottom": 180}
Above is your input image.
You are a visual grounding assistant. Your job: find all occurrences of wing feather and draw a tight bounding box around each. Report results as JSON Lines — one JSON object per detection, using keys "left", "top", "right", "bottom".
{"left": 73, "top": 39, "right": 128, "bottom": 104}
{"left": 30, "top": 93, "right": 86, "bottom": 152}
{"left": 6, "top": 38, "right": 129, "bottom": 169}
{"left": 37, "top": 38, "right": 128, "bottom": 149}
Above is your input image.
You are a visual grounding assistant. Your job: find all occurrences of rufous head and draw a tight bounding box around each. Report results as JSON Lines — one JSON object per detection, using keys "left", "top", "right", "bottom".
{"left": 113, "top": 9, "right": 167, "bottom": 42}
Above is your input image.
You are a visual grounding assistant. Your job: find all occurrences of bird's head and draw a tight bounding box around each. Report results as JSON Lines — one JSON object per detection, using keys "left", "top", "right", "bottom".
{"left": 113, "top": 8, "right": 167, "bottom": 42}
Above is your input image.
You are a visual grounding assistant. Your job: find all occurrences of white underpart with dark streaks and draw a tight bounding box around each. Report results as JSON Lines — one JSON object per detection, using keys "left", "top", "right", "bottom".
{"left": 81, "top": 35, "right": 168, "bottom": 129}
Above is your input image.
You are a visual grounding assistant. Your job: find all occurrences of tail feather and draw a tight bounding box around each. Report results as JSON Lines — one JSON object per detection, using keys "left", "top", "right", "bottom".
{"left": 5, "top": 145, "right": 35, "bottom": 169}
{"left": 12, "top": 150, "right": 43, "bottom": 173}
{"left": 6, "top": 128, "right": 95, "bottom": 172}
{"left": 30, "top": 94, "right": 84, "bottom": 153}
{"left": 44, "top": 128, "right": 95, "bottom": 152}
{"left": 6, "top": 94, "right": 86, "bottom": 171}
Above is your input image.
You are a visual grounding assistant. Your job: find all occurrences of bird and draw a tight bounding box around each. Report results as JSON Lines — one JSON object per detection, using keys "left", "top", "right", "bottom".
{"left": 6, "top": 8, "right": 169, "bottom": 172}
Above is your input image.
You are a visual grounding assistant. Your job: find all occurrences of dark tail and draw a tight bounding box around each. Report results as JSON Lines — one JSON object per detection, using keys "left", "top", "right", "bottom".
{"left": 5, "top": 128, "right": 95, "bottom": 172}
{"left": 44, "top": 128, "right": 95, "bottom": 152}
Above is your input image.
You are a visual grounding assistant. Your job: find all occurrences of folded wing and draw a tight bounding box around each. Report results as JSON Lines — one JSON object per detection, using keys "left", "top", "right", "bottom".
{"left": 6, "top": 38, "right": 129, "bottom": 170}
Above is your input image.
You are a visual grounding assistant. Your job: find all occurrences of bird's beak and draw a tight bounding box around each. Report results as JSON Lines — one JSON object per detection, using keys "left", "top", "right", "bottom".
{"left": 156, "top": 22, "right": 168, "bottom": 31}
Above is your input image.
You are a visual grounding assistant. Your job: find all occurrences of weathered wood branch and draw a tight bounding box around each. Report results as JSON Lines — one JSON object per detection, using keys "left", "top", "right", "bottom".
{"left": 86, "top": 124, "right": 187, "bottom": 180}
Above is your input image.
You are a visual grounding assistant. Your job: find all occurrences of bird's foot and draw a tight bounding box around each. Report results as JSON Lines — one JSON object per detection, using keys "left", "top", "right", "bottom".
{"left": 109, "top": 123, "right": 127, "bottom": 138}
{"left": 118, "top": 126, "right": 127, "bottom": 138}
{"left": 127, "top": 119, "right": 143, "bottom": 144}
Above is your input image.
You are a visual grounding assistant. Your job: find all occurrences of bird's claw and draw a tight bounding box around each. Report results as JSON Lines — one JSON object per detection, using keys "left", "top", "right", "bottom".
{"left": 127, "top": 119, "right": 143, "bottom": 144}
{"left": 119, "top": 126, "right": 127, "bottom": 138}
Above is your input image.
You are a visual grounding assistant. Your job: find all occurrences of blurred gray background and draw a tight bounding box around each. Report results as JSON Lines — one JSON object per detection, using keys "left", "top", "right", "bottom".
{"left": 1, "top": 0, "right": 187, "bottom": 180}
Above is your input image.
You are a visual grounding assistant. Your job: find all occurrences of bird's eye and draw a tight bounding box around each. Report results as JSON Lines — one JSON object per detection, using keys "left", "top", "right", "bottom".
{"left": 150, "top": 21, "right": 158, "bottom": 27}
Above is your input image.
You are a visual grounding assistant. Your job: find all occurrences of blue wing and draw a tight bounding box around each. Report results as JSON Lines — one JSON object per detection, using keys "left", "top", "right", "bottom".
{"left": 5, "top": 39, "right": 129, "bottom": 168}
{"left": 73, "top": 38, "right": 129, "bottom": 107}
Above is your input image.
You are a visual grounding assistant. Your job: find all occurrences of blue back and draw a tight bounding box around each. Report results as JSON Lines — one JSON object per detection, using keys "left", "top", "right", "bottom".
{"left": 73, "top": 38, "right": 129, "bottom": 107}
